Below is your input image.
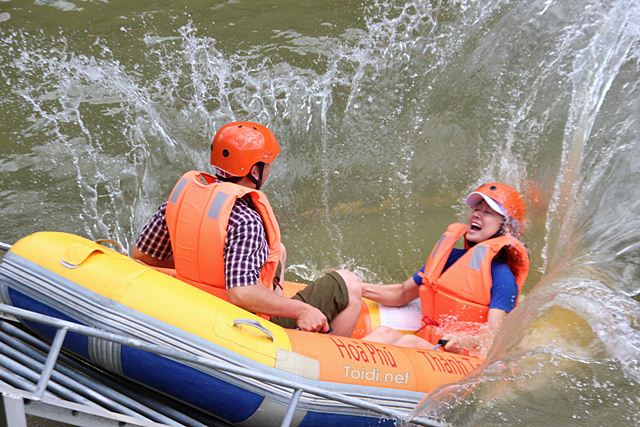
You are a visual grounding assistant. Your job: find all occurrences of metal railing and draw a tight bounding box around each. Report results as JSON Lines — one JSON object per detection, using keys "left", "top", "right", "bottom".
{"left": 0, "top": 304, "right": 442, "bottom": 427}
{"left": 0, "top": 331, "right": 205, "bottom": 426}
{"left": 0, "top": 241, "right": 441, "bottom": 427}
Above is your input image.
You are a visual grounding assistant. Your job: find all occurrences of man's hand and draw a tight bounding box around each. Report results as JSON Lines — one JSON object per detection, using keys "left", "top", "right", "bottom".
{"left": 295, "top": 305, "right": 329, "bottom": 333}
{"left": 228, "top": 283, "right": 330, "bottom": 332}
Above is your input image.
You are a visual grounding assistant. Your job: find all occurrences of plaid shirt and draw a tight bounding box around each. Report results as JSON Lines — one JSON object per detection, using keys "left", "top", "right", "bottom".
{"left": 135, "top": 198, "right": 269, "bottom": 289}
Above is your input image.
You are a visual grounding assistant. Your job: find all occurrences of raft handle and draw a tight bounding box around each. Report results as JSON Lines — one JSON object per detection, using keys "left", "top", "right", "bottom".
{"left": 95, "top": 239, "right": 128, "bottom": 255}
{"left": 60, "top": 244, "right": 106, "bottom": 270}
{"left": 232, "top": 319, "right": 274, "bottom": 342}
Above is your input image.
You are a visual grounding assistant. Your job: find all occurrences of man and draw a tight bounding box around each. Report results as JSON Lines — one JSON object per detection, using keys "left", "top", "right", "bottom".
{"left": 133, "top": 121, "right": 362, "bottom": 336}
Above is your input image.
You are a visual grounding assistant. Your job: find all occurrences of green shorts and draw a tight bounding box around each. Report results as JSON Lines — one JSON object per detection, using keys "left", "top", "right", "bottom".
{"left": 270, "top": 271, "right": 349, "bottom": 329}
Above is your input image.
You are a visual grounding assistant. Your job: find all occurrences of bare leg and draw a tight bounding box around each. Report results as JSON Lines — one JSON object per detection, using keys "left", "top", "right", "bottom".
{"left": 329, "top": 269, "right": 362, "bottom": 337}
{"left": 394, "top": 334, "right": 432, "bottom": 349}
{"left": 362, "top": 326, "right": 404, "bottom": 344}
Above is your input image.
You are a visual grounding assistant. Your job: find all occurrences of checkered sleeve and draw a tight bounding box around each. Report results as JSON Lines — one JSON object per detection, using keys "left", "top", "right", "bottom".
{"left": 224, "top": 200, "right": 269, "bottom": 289}
{"left": 134, "top": 202, "right": 173, "bottom": 260}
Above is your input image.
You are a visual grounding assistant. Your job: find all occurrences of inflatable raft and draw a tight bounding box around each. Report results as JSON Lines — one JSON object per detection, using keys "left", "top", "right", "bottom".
{"left": 0, "top": 232, "right": 482, "bottom": 426}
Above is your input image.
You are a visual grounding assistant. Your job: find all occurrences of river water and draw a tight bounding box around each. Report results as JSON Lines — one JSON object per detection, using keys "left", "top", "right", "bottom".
{"left": 1, "top": 0, "right": 638, "bottom": 425}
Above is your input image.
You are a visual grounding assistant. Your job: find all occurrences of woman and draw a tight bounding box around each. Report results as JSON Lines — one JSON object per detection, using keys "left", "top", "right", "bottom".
{"left": 362, "top": 183, "right": 529, "bottom": 354}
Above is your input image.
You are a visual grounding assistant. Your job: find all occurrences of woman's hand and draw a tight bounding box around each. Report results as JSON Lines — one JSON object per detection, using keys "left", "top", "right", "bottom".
{"left": 442, "top": 309, "right": 507, "bottom": 354}
{"left": 442, "top": 335, "right": 478, "bottom": 353}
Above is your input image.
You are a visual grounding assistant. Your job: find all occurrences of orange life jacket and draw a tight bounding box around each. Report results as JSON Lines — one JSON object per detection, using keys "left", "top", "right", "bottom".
{"left": 417, "top": 223, "right": 529, "bottom": 344}
{"left": 165, "top": 171, "right": 282, "bottom": 302}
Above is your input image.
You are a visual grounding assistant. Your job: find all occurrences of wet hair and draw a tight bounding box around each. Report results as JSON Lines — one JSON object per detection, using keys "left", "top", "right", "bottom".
{"left": 496, "top": 216, "right": 522, "bottom": 240}
{"left": 495, "top": 217, "right": 527, "bottom": 266}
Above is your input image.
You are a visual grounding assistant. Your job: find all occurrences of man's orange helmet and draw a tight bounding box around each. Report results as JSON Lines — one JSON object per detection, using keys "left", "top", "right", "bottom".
{"left": 465, "top": 182, "right": 527, "bottom": 230}
{"left": 210, "top": 122, "right": 281, "bottom": 177}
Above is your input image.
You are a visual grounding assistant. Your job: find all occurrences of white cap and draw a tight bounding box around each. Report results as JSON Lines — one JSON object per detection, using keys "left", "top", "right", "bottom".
{"left": 465, "top": 192, "right": 507, "bottom": 217}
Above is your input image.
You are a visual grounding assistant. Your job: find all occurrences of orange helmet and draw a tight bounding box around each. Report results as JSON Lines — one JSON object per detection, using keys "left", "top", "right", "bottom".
{"left": 210, "top": 122, "right": 281, "bottom": 177}
{"left": 465, "top": 182, "right": 527, "bottom": 230}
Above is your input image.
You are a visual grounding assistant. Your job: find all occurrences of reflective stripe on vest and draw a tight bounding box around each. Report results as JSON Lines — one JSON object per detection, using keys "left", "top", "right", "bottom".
{"left": 169, "top": 178, "right": 188, "bottom": 204}
{"left": 468, "top": 245, "right": 487, "bottom": 271}
{"left": 208, "top": 192, "right": 229, "bottom": 219}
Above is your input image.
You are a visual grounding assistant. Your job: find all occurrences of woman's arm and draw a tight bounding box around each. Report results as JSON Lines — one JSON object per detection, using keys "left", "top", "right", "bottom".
{"left": 487, "top": 307, "right": 507, "bottom": 329}
{"left": 443, "top": 308, "right": 506, "bottom": 353}
{"left": 362, "top": 277, "right": 420, "bottom": 306}
{"left": 444, "top": 261, "right": 519, "bottom": 354}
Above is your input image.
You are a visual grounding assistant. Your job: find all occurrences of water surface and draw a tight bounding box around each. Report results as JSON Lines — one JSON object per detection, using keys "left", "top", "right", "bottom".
{"left": 1, "top": 0, "right": 639, "bottom": 425}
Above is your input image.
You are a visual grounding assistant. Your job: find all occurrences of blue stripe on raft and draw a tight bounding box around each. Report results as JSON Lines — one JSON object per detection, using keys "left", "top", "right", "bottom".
{"left": 6, "top": 289, "right": 263, "bottom": 423}
{"left": 299, "top": 411, "right": 399, "bottom": 427}
{"left": 120, "top": 346, "right": 263, "bottom": 422}
{"left": 8, "top": 289, "right": 91, "bottom": 359}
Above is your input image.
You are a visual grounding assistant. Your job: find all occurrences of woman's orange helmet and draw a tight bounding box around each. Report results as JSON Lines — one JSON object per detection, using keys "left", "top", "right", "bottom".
{"left": 466, "top": 182, "right": 527, "bottom": 231}
{"left": 210, "top": 122, "right": 281, "bottom": 177}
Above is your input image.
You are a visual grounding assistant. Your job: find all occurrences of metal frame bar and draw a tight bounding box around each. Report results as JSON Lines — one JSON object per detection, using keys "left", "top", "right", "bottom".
{"left": 1, "top": 393, "right": 27, "bottom": 427}
{"left": 0, "top": 303, "right": 441, "bottom": 427}
{"left": 1, "top": 387, "right": 169, "bottom": 427}
{"left": 0, "top": 330, "right": 197, "bottom": 426}
{"left": 280, "top": 388, "right": 303, "bottom": 427}
{"left": 34, "top": 326, "right": 67, "bottom": 399}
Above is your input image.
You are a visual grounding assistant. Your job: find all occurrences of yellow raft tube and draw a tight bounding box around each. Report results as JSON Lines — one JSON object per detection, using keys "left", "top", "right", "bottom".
{"left": 0, "top": 231, "right": 482, "bottom": 425}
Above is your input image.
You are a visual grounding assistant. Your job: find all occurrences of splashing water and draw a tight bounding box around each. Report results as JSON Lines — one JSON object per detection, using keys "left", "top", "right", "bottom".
{"left": 1, "top": 0, "right": 639, "bottom": 425}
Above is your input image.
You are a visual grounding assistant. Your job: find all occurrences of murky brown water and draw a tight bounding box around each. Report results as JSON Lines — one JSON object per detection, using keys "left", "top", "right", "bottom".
{"left": 1, "top": 0, "right": 639, "bottom": 425}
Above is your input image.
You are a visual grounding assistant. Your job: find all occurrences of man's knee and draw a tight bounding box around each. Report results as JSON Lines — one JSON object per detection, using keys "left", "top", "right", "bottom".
{"left": 333, "top": 269, "right": 362, "bottom": 300}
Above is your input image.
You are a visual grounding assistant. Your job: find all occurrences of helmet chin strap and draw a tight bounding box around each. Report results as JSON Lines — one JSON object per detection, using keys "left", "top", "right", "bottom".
{"left": 215, "top": 174, "right": 242, "bottom": 184}
{"left": 248, "top": 163, "right": 265, "bottom": 190}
